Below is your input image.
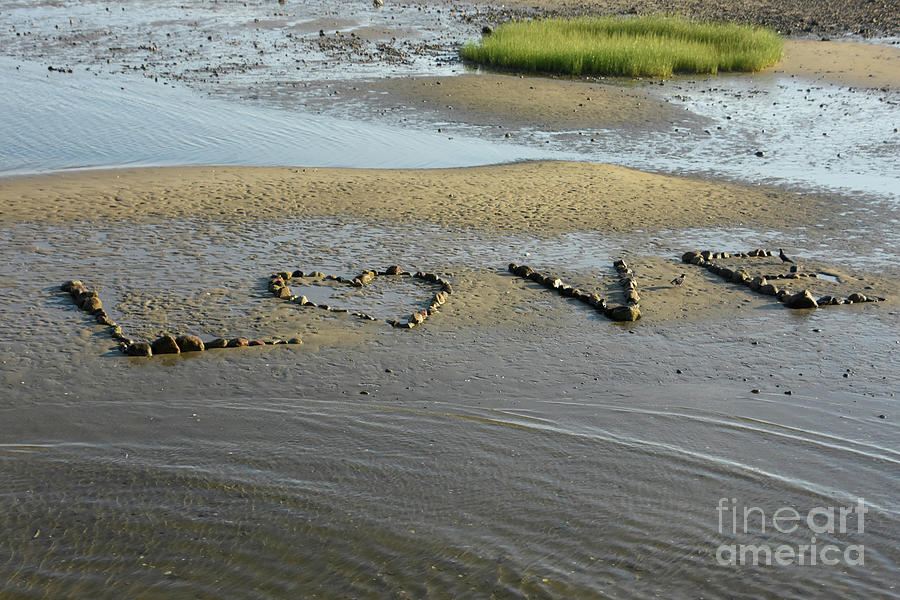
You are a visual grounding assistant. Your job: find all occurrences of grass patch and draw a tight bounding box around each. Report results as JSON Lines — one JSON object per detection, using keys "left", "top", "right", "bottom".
{"left": 460, "top": 16, "right": 783, "bottom": 78}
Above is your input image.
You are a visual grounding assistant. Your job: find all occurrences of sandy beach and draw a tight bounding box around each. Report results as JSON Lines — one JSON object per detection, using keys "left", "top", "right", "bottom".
{"left": 1, "top": 0, "right": 898, "bottom": 597}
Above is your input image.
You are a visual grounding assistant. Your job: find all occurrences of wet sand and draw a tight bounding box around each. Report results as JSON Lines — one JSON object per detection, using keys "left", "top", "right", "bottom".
{"left": 0, "top": 162, "right": 831, "bottom": 234}
{"left": 1, "top": 0, "right": 898, "bottom": 598}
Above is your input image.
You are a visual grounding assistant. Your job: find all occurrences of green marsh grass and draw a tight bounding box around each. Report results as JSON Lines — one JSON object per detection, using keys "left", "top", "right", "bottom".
{"left": 461, "top": 16, "right": 783, "bottom": 77}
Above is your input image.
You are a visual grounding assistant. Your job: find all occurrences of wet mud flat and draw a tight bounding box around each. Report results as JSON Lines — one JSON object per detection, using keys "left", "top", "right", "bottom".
{"left": 1, "top": 209, "right": 899, "bottom": 598}
{"left": 1, "top": 0, "right": 899, "bottom": 597}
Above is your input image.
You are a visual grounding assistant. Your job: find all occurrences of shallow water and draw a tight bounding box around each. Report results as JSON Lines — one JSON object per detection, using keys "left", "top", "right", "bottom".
{"left": 1, "top": 217, "right": 898, "bottom": 598}
{"left": 0, "top": 56, "right": 554, "bottom": 174}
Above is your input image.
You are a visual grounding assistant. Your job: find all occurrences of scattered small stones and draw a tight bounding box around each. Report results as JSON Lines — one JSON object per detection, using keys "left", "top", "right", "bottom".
{"left": 679, "top": 250, "right": 883, "bottom": 310}
{"left": 59, "top": 279, "right": 306, "bottom": 357}
{"left": 508, "top": 261, "right": 639, "bottom": 322}
{"left": 274, "top": 265, "right": 452, "bottom": 328}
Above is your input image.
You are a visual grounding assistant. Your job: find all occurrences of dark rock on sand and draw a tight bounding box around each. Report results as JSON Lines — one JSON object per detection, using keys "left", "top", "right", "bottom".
{"left": 759, "top": 283, "right": 779, "bottom": 296}
{"left": 206, "top": 338, "right": 228, "bottom": 349}
{"left": 151, "top": 334, "right": 180, "bottom": 354}
{"left": 750, "top": 276, "right": 767, "bottom": 291}
{"left": 848, "top": 292, "right": 868, "bottom": 303}
{"left": 607, "top": 305, "right": 642, "bottom": 322}
{"left": 275, "top": 286, "right": 293, "bottom": 299}
{"left": 386, "top": 265, "right": 403, "bottom": 275}
{"left": 288, "top": 337, "right": 303, "bottom": 344}
{"left": 126, "top": 342, "right": 152, "bottom": 357}
{"left": 175, "top": 335, "right": 205, "bottom": 352}
{"left": 786, "top": 290, "right": 818, "bottom": 309}
{"left": 61, "top": 280, "right": 84, "bottom": 293}
{"left": 682, "top": 251, "right": 701, "bottom": 263}
{"left": 81, "top": 296, "right": 103, "bottom": 312}
{"left": 514, "top": 265, "right": 534, "bottom": 278}
{"left": 227, "top": 337, "right": 249, "bottom": 348}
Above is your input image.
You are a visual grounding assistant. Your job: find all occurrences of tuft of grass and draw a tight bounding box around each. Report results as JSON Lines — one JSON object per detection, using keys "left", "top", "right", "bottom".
{"left": 460, "top": 16, "right": 783, "bottom": 78}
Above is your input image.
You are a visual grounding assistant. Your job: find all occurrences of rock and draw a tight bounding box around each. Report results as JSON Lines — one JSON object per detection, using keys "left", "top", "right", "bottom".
{"left": 508, "top": 263, "right": 519, "bottom": 273}
{"left": 292, "top": 270, "right": 305, "bottom": 278}
{"left": 248, "top": 340, "right": 266, "bottom": 346}
{"left": 82, "top": 296, "right": 103, "bottom": 312}
{"left": 528, "top": 271, "right": 544, "bottom": 283}
{"left": 309, "top": 271, "right": 324, "bottom": 278}
{"left": 227, "top": 337, "right": 249, "bottom": 348}
{"left": 720, "top": 268, "right": 734, "bottom": 280}
{"left": 732, "top": 270, "right": 752, "bottom": 285}
{"left": 268, "top": 279, "right": 285, "bottom": 293}
{"left": 69, "top": 285, "right": 85, "bottom": 298}
{"left": 625, "top": 289, "right": 641, "bottom": 304}
{"left": 786, "top": 290, "right": 818, "bottom": 309}
{"left": 588, "top": 293, "right": 605, "bottom": 309}
{"left": 357, "top": 271, "right": 376, "bottom": 286}
{"left": 700, "top": 250, "right": 713, "bottom": 261}
{"left": 125, "top": 342, "right": 152, "bottom": 357}
{"left": 720, "top": 252, "right": 730, "bottom": 259}
{"left": 482, "top": 24, "right": 493, "bottom": 35}
{"left": 559, "top": 285, "right": 575, "bottom": 297}
{"left": 61, "top": 280, "right": 83, "bottom": 292}
{"left": 297, "top": 295, "right": 310, "bottom": 305}
{"left": 287, "top": 337, "right": 303, "bottom": 344}
{"left": 278, "top": 271, "right": 292, "bottom": 281}
{"left": 750, "top": 276, "right": 767, "bottom": 291}
{"left": 175, "top": 335, "right": 204, "bottom": 352}
{"left": 206, "top": 338, "right": 228, "bottom": 349}
{"left": 690, "top": 256, "right": 705, "bottom": 266}
{"left": 433, "top": 291, "right": 447, "bottom": 305}
{"left": 848, "top": 292, "right": 867, "bottom": 303}
{"left": 441, "top": 283, "right": 453, "bottom": 294}
{"left": 514, "top": 265, "right": 534, "bottom": 278}
{"left": 330, "top": 307, "right": 348, "bottom": 313}
{"left": 386, "top": 265, "right": 403, "bottom": 275}
{"left": 96, "top": 314, "right": 116, "bottom": 326}
{"left": 682, "top": 251, "right": 701, "bottom": 263}
{"left": 111, "top": 326, "right": 127, "bottom": 340}
{"left": 410, "top": 311, "right": 426, "bottom": 325}
{"left": 759, "top": 283, "right": 779, "bottom": 296}
{"left": 275, "top": 286, "right": 292, "bottom": 299}
{"left": 776, "top": 290, "right": 790, "bottom": 301}
{"left": 607, "top": 305, "right": 641, "bottom": 322}
{"left": 151, "top": 334, "right": 180, "bottom": 354}
{"left": 751, "top": 389, "right": 760, "bottom": 394}
{"left": 549, "top": 278, "right": 563, "bottom": 289}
